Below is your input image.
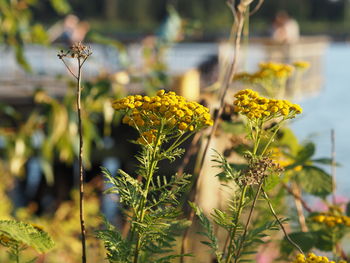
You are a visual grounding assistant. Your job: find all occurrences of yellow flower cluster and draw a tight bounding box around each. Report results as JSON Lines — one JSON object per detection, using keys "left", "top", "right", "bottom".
{"left": 234, "top": 62, "right": 294, "bottom": 83}
{"left": 233, "top": 89, "right": 302, "bottom": 120}
{"left": 312, "top": 213, "right": 350, "bottom": 228}
{"left": 259, "top": 62, "right": 294, "bottom": 78}
{"left": 112, "top": 90, "right": 213, "bottom": 144}
{"left": 291, "top": 253, "right": 347, "bottom": 263}
{"left": 137, "top": 129, "right": 157, "bottom": 145}
{"left": 293, "top": 61, "right": 311, "bottom": 70}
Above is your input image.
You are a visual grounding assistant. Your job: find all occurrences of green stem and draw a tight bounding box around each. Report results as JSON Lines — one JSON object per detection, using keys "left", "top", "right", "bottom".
{"left": 76, "top": 59, "right": 87, "bottom": 263}
{"left": 166, "top": 131, "right": 195, "bottom": 154}
{"left": 252, "top": 121, "right": 263, "bottom": 155}
{"left": 225, "top": 184, "right": 248, "bottom": 263}
{"left": 234, "top": 182, "right": 263, "bottom": 263}
{"left": 262, "top": 189, "right": 304, "bottom": 254}
{"left": 260, "top": 120, "right": 284, "bottom": 156}
{"left": 133, "top": 123, "right": 164, "bottom": 263}
{"left": 15, "top": 245, "right": 20, "bottom": 263}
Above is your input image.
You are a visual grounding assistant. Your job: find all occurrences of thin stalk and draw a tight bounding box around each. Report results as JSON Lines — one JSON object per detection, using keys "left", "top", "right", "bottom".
{"left": 76, "top": 59, "right": 87, "bottom": 263}
{"left": 282, "top": 182, "right": 312, "bottom": 213}
{"left": 331, "top": 129, "right": 337, "bottom": 205}
{"left": 14, "top": 245, "right": 20, "bottom": 263}
{"left": 58, "top": 44, "right": 91, "bottom": 263}
{"left": 177, "top": 132, "right": 201, "bottom": 176}
{"left": 234, "top": 181, "right": 262, "bottom": 263}
{"left": 291, "top": 182, "right": 308, "bottom": 232}
{"left": 260, "top": 121, "right": 284, "bottom": 156}
{"left": 166, "top": 131, "right": 195, "bottom": 154}
{"left": 224, "top": 184, "right": 248, "bottom": 263}
{"left": 133, "top": 123, "right": 163, "bottom": 263}
{"left": 180, "top": 7, "right": 247, "bottom": 261}
{"left": 262, "top": 189, "right": 304, "bottom": 254}
{"left": 252, "top": 121, "right": 263, "bottom": 155}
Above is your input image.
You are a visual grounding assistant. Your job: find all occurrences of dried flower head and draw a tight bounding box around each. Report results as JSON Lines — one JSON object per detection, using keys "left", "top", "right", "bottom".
{"left": 241, "top": 155, "right": 284, "bottom": 186}
{"left": 57, "top": 42, "right": 92, "bottom": 60}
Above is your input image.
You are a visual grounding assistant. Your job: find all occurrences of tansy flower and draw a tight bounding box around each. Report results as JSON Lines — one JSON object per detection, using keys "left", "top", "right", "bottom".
{"left": 291, "top": 253, "right": 345, "bottom": 263}
{"left": 112, "top": 90, "right": 213, "bottom": 144}
{"left": 312, "top": 213, "right": 350, "bottom": 228}
{"left": 233, "top": 89, "right": 302, "bottom": 121}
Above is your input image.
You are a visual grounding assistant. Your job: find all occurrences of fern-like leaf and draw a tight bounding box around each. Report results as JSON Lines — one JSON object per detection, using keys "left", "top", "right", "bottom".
{"left": 0, "top": 220, "right": 54, "bottom": 253}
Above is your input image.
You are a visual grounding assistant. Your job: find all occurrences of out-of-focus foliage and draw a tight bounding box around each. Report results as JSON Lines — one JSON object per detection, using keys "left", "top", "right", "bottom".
{"left": 0, "top": 220, "right": 54, "bottom": 253}
{"left": 0, "top": 0, "right": 71, "bottom": 70}
{"left": 14, "top": 185, "right": 104, "bottom": 263}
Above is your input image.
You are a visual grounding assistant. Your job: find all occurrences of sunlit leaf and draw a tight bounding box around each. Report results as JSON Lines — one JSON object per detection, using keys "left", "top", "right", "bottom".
{"left": 297, "top": 165, "right": 332, "bottom": 198}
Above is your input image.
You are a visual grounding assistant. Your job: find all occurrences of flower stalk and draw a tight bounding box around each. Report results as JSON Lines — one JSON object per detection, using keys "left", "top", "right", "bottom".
{"left": 58, "top": 43, "right": 92, "bottom": 263}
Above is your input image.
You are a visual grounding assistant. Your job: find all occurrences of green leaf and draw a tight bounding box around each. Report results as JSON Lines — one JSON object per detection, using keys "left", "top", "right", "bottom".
{"left": 295, "top": 142, "right": 315, "bottom": 163}
{"left": 15, "top": 45, "right": 31, "bottom": 72}
{"left": 297, "top": 165, "right": 332, "bottom": 198}
{"left": 189, "top": 202, "right": 220, "bottom": 255}
{"left": 346, "top": 202, "right": 350, "bottom": 217}
{"left": 49, "top": 0, "right": 71, "bottom": 14}
{"left": 0, "top": 220, "right": 54, "bottom": 253}
{"left": 277, "top": 127, "right": 300, "bottom": 155}
{"left": 280, "top": 231, "right": 315, "bottom": 255}
{"left": 314, "top": 230, "right": 333, "bottom": 251}
{"left": 312, "top": 158, "right": 341, "bottom": 166}
{"left": 39, "top": 158, "right": 54, "bottom": 185}
{"left": 263, "top": 173, "right": 280, "bottom": 191}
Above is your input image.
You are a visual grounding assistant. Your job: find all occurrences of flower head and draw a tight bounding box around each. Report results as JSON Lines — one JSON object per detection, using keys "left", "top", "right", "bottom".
{"left": 312, "top": 212, "right": 350, "bottom": 228}
{"left": 293, "top": 61, "right": 310, "bottom": 70}
{"left": 113, "top": 90, "right": 213, "bottom": 145}
{"left": 291, "top": 253, "right": 345, "bottom": 263}
{"left": 233, "top": 89, "right": 302, "bottom": 121}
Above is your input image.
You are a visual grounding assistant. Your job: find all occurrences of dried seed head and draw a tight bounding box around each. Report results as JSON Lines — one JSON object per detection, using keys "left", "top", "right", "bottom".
{"left": 57, "top": 42, "right": 92, "bottom": 60}
{"left": 241, "top": 156, "right": 284, "bottom": 185}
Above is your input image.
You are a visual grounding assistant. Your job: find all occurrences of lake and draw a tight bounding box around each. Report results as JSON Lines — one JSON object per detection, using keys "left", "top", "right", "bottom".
{"left": 291, "top": 43, "right": 350, "bottom": 196}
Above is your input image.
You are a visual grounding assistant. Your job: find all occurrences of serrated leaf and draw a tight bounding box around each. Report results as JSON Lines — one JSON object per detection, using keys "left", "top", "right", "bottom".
{"left": 0, "top": 220, "right": 54, "bottom": 253}
{"left": 280, "top": 231, "right": 315, "bottom": 255}
{"left": 312, "top": 158, "right": 341, "bottom": 166}
{"left": 296, "top": 142, "right": 315, "bottom": 163}
{"left": 277, "top": 127, "right": 300, "bottom": 155}
{"left": 314, "top": 230, "right": 333, "bottom": 251}
{"left": 297, "top": 165, "right": 332, "bottom": 198}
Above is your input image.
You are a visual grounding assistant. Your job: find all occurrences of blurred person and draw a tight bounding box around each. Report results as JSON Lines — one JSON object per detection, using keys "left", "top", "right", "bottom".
{"left": 49, "top": 14, "right": 90, "bottom": 45}
{"left": 271, "top": 11, "right": 300, "bottom": 44}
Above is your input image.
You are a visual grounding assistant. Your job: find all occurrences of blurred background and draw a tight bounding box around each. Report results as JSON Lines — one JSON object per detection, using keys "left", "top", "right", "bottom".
{"left": 1, "top": 0, "right": 350, "bottom": 262}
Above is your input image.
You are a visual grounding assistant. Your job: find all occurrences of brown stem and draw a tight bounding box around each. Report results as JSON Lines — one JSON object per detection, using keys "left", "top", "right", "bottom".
{"left": 282, "top": 183, "right": 312, "bottom": 213}
{"left": 249, "top": 0, "right": 264, "bottom": 16}
{"left": 331, "top": 129, "right": 337, "bottom": 205}
{"left": 177, "top": 132, "right": 201, "bottom": 177}
{"left": 262, "top": 189, "right": 304, "bottom": 255}
{"left": 291, "top": 182, "right": 308, "bottom": 232}
{"left": 77, "top": 59, "right": 87, "bottom": 263}
{"left": 180, "top": 7, "right": 247, "bottom": 261}
{"left": 233, "top": 182, "right": 263, "bottom": 263}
